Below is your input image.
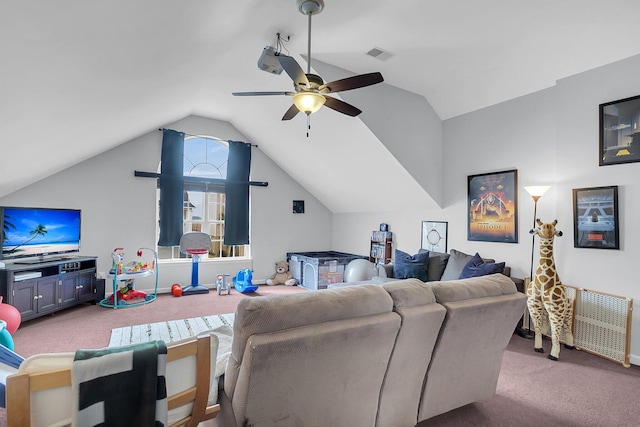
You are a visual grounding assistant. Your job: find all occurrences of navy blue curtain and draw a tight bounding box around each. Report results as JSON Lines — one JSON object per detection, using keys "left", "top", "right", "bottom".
{"left": 157, "top": 129, "right": 185, "bottom": 246}
{"left": 224, "top": 140, "right": 251, "bottom": 245}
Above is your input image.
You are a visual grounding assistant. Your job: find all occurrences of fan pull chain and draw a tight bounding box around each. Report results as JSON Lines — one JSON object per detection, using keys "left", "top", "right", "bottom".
{"left": 307, "top": 115, "right": 311, "bottom": 137}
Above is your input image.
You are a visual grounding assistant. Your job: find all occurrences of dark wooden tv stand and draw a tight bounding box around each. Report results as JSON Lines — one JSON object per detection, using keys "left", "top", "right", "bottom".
{"left": 0, "top": 256, "right": 98, "bottom": 322}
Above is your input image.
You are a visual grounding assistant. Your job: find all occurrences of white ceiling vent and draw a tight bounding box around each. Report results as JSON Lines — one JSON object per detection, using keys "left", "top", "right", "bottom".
{"left": 366, "top": 47, "right": 392, "bottom": 61}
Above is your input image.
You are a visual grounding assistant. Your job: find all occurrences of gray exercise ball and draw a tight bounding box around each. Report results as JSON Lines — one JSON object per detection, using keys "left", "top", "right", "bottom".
{"left": 343, "top": 259, "right": 378, "bottom": 283}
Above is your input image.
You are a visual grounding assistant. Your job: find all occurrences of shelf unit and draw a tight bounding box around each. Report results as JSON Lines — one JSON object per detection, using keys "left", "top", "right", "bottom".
{"left": 0, "top": 257, "right": 98, "bottom": 322}
{"left": 369, "top": 231, "right": 393, "bottom": 265}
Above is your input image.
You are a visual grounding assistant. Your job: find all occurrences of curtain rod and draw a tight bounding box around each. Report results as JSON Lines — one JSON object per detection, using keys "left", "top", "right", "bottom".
{"left": 134, "top": 171, "right": 268, "bottom": 187}
{"left": 159, "top": 128, "right": 258, "bottom": 147}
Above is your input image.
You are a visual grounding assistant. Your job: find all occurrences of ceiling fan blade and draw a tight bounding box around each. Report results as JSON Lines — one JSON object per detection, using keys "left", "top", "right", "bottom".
{"left": 232, "top": 91, "right": 294, "bottom": 96}
{"left": 323, "top": 96, "right": 362, "bottom": 117}
{"left": 277, "top": 55, "right": 309, "bottom": 88}
{"left": 319, "top": 72, "right": 384, "bottom": 93}
{"left": 282, "top": 104, "right": 300, "bottom": 121}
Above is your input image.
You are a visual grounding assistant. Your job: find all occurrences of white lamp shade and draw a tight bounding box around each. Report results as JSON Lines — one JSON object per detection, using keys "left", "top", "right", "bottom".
{"left": 293, "top": 92, "right": 326, "bottom": 114}
{"left": 524, "top": 185, "right": 550, "bottom": 198}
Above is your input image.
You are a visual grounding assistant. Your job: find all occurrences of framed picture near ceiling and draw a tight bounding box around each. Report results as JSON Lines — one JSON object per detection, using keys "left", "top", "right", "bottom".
{"left": 572, "top": 185, "right": 619, "bottom": 249}
{"left": 292, "top": 200, "right": 305, "bottom": 214}
{"left": 421, "top": 221, "right": 448, "bottom": 253}
{"left": 467, "top": 169, "right": 518, "bottom": 243}
{"left": 600, "top": 94, "right": 640, "bottom": 166}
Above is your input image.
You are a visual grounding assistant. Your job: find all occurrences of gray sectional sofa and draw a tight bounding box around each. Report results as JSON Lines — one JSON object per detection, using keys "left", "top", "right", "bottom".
{"left": 219, "top": 273, "right": 527, "bottom": 427}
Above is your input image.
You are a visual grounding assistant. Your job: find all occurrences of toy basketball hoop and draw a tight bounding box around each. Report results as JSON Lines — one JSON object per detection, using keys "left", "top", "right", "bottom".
{"left": 179, "top": 232, "right": 212, "bottom": 295}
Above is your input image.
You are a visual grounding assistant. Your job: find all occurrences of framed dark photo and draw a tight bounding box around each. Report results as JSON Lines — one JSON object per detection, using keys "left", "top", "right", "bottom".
{"left": 572, "top": 186, "right": 619, "bottom": 249}
{"left": 421, "top": 221, "right": 448, "bottom": 253}
{"left": 292, "top": 200, "right": 305, "bottom": 214}
{"left": 600, "top": 94, "right": 640, "bottom": 166}
{"left": 467, "top": 169, "right": 518, "bottom": 243}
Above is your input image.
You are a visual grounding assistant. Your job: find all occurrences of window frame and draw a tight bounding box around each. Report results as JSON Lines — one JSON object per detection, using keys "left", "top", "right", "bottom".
{"left": 156, "top": 135, "right": 250, "bottom": 261}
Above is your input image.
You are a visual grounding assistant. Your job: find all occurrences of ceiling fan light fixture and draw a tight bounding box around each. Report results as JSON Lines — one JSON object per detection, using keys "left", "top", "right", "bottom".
{"left": 232, "top": 0, "right": 382, "bottom": 129}
{"left": 297, "top": 0, "right": 324, "bottom": 15}
{"left": 293, "top": 92, "right": 326, "bottom": 115}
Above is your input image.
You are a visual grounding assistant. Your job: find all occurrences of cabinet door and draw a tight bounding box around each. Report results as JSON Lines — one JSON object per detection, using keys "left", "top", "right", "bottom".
{"left": 13, "top": 279, "right": 38, "bottom": 320}
{"left": 76, "top": 271, "right": 95, "bottom": 303}
{"left": 60, "top": 273, "right": 79, "bottom": 308}
{"left": 36, "top": 276, "right": 58, "bottom": 315}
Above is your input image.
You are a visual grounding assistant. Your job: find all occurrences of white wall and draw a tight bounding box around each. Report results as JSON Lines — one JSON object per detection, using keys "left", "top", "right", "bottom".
{"left": 311, "top": 59, "right": 444, "bottom": 207}
{"left": 333, "top": 54, "right": 640, "bottom": 365}
{"left": 552, "top": 55, "right": 640, "bottom": 365}
{"left": 0, "top": 115, "right": 332, "bottom": 292}
{"left": 334, "top": 88, "right": 557, "bottom": 277}
{"left": 441, "top": 87, "right": 558, "bottom": 279}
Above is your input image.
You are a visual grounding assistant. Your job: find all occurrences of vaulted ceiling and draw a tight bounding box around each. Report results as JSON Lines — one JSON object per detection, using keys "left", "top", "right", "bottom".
{"left": 3, "top": 0, "right": 640, "bottom": 211}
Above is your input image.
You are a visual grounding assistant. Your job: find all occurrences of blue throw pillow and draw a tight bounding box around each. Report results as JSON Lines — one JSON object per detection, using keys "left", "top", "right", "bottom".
{"left": 459, "top": 252, "right": 505, "bottom": 279}
{"left": 394, "top": 249, "right": 430, "bottom": 281}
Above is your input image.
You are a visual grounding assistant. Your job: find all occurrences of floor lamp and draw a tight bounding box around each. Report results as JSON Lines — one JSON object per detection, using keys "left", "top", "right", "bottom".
{"left": 521, "top": 185, "right": 550, "bottom": 337}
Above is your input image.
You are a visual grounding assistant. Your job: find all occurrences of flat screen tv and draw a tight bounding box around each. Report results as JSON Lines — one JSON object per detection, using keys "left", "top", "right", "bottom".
{"left": 0, "top": 206, "right": 81, "bottom": 263}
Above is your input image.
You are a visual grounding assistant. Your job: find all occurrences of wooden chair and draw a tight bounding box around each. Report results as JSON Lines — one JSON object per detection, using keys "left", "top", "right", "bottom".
{"left": 6, "top": 333, "right": 220, "bottom": 427}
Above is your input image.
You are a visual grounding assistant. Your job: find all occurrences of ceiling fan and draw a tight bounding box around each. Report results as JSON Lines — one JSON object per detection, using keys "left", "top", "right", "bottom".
{"left": 232, "top": 0, "right": 384, "bottom": 122}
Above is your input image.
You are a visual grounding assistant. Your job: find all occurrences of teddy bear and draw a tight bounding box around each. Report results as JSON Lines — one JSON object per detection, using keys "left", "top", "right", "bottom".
{"left": 266, "top": 261, "right": 296, "bottom": 286}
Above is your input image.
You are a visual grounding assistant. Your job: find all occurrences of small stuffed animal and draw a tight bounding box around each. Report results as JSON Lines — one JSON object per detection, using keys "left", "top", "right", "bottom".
{"left": 266, "top": 261, "right": 296, "bottom": 286}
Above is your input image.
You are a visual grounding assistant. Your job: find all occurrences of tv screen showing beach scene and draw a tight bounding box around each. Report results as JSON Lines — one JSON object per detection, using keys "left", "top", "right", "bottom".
{"left": 1, "top": 207, "right": 81, "bottom": 260}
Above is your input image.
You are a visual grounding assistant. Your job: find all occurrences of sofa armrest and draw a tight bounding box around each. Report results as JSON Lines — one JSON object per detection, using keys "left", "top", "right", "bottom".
{"left": 510, "top": 276, "right": 525, "bottom": 293}
{"left": 499, "top": 266, "right": 524, "bottom": 292}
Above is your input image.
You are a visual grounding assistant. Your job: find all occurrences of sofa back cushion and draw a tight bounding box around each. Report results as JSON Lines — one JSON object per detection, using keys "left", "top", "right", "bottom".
{"left": 222, "top": 285, "right": 400, "bottom": 427}
{"left": 418, "top": 274, "right": 527, "bottom": 421}
{"left": 440, "top": 249, "right": 474, "bottom": 281}
{"left": 425, "top": 250, "right": 450, "bottom": 282}
{"left": 229, "top": 284, "right": 393, "bottom": 362}
{"left": 440, "top": 249, "right": 496, "bottom": 281}
{"left": 378, "top": 279, "right": 446, "bottom": 427}
{"left": 430, "top": 273, "right": 516, "bottom": 302}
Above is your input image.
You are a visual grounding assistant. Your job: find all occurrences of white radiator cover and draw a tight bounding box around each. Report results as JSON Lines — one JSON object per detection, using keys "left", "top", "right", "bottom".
{"left": 524, "top": 279, "right": 632, "bottom": 367}
{"left": 567, "top": 286, "right": 632, "bottom": 367}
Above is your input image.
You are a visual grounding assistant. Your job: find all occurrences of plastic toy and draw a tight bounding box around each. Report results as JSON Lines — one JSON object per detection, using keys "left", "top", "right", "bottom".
{"left": 0, "top": 320, "right": 14, "bottom": 351}
{"left": 100, "top": 247, "right": 158, "bottom": 308}
{"left": 179, "top": 232, "right": 211, "bottom": 295}
{"left": 0, "top": 297, "right": 21, "bottom": 335}
{"left": 108, "top": 248, "right": 155, "bottom": 276}
{"left": 108, "top": 280, "right": 151, "bottom": 305}
{"left": 171, "top": 284, "right": 183, "bottom": 297}
{"left": 216, "top": 274, "right": 232, "bottom": 295}
{"left": 233, "top": 269, "right": 258, "bottom": 293}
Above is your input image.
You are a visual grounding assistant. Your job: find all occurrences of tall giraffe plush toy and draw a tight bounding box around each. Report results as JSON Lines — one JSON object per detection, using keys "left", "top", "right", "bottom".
{"left": 526, "top": 219, "right": 575, "bottom": 360}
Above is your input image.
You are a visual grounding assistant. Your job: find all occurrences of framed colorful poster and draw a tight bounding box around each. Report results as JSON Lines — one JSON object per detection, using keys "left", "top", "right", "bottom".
{"left": 421, "top": 221, "right": 448, "bottom": 253}
{"left": 467, "top": 169, "right": 518, "bottom": 243}
{"left": 572, "top": 185, "right": 619, "bottom": 249}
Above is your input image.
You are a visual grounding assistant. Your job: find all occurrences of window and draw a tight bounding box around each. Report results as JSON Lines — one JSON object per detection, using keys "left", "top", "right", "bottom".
{"left": 157, "top": 136, "right": 249, "bottom": 260}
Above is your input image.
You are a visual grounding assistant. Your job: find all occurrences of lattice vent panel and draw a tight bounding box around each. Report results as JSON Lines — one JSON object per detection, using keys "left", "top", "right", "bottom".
{"left": 524, "top": 281, "right": 632, "bottom": 367}
{"left": 570, "top": 287, "right": 632, "bottom": 367}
